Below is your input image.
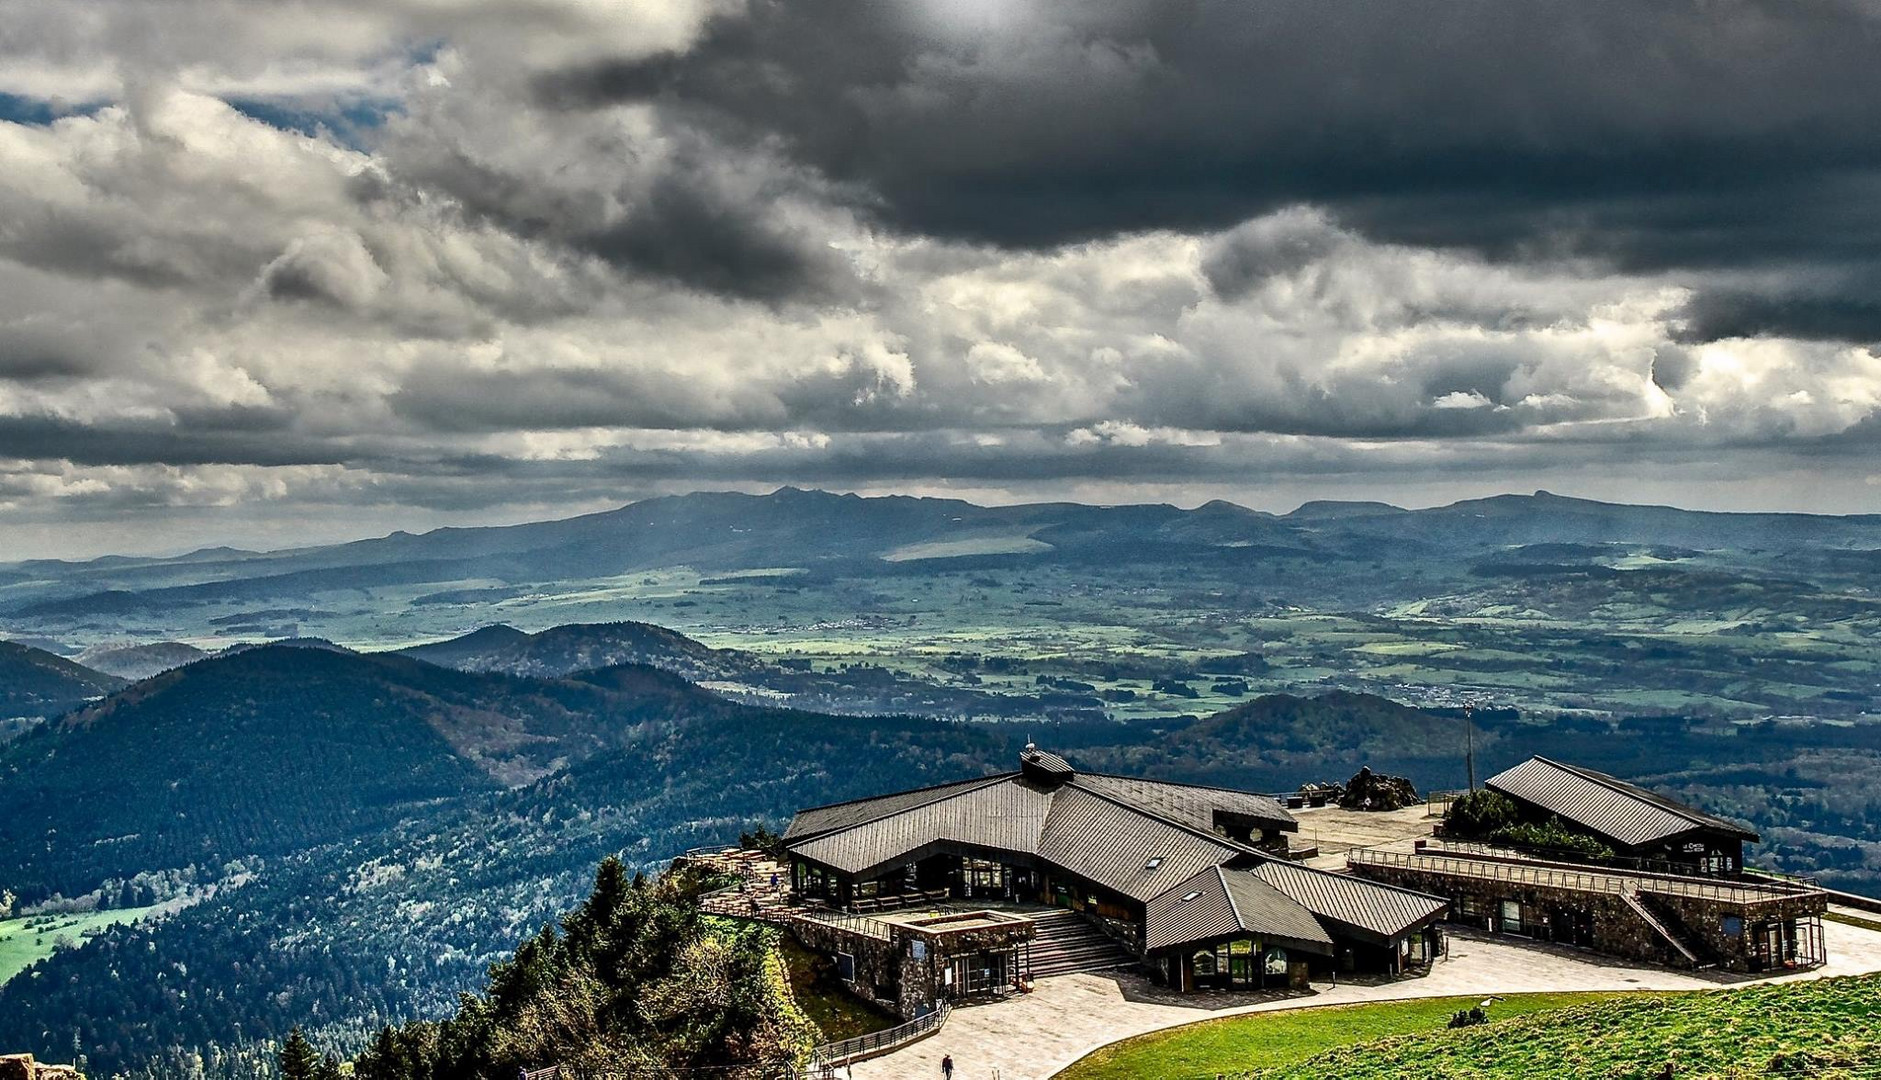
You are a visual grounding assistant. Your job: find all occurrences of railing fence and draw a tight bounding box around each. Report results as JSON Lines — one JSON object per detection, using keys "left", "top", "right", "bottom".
{"left": 1352, "top": 847, "right": 1819, "bottom": 906}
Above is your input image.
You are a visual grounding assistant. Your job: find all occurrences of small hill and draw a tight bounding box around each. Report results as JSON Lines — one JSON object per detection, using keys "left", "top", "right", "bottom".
{"left": 0, "top": 646, "right": 501, "bottom": 903}
{"left": 73, "top": 641, "right": 208, "bottom": 681}
{"left": 1259, "top": 974, "right": 1881, "bottom": 1079}
{"left": 396, "top": 621, "right": 758, "bottom": 682}
{"left": 1083, "top": 690, "right": 1480, "bottom": 790}
{"left": 0, "top": 640, "right": 124, "bottom": 720}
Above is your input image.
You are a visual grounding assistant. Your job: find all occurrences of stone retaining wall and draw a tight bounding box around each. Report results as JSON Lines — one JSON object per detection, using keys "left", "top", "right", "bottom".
{"left": 0, "top": 1054, "right": 83, "bottom": 1080}
{"left": 1351, "top": 862, "right": 1822, "bottom": 973}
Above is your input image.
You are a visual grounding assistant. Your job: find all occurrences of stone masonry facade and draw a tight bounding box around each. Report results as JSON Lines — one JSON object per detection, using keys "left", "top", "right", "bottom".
{"left": 1352, "top": 862, "right": 1824, "bottom": 974}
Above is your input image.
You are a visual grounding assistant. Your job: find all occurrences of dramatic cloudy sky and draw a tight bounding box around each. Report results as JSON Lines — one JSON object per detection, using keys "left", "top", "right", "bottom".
{"left": 5, "top": 0, "right": 1881, "bottom": 557}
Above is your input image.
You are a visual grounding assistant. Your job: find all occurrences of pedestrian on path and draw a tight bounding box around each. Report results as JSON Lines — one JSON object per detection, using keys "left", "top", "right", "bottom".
{"left": 941, "top": 1054, "right": 954, "bottom": 1080}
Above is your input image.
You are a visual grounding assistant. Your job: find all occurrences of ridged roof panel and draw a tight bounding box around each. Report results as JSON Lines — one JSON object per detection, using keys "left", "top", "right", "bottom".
{"left": 1144, "top": 866, "right": 1333, "bottom": 953}
{"left": 1248, "top": 859, "right": 1446, "bottom": 940}
{"left": 1071, "top": 774, "right": 1296, "bottom": 833}
{"left": 1485, "top": 756, "right": 1758, "bottom": 847}
{"left": 783, "top": 773, "right": 1011, "bottom": 841}
{"left": 788, "top": 777, "right": 1054, "bottom": 875}
{"left": 1036, "top": 785, "right": 1243, "bottom": 903}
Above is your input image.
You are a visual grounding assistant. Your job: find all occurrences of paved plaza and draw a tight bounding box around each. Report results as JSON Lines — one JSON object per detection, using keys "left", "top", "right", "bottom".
{"left": 851, "top": 918, "right": 1881, "bottom": 1080}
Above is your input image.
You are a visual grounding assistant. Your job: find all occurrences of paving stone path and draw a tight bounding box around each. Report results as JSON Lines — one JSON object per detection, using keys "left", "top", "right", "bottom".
{"left": 850, "top": 919, "right": 1881, "bottom": 1080}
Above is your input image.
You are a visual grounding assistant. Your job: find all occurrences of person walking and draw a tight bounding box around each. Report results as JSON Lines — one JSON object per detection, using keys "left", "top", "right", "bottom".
{"left": 941, "top": 1054, "right": 955, "bottom": 1080}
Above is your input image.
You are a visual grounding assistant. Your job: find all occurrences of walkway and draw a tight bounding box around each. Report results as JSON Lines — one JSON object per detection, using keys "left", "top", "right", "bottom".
{"left": 849, "top": 919, "right": 1881, "bottom": 1080}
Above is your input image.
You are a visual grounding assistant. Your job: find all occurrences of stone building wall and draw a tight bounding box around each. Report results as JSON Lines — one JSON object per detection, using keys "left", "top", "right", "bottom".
{"left": 1654, "top": 892, "right": 1826, "bottom": 969}
{"left": 786, "top": 920, "right": 905, "bottom": 1014}
{"left": 786, "top": 915, "right": 1035, "bottom": 1020}
{"left": 1351, "top": 863, "right": 1822, "bottom": 973}
{"left": 0, "top": 1055, "right": 83, "bottom": 1080}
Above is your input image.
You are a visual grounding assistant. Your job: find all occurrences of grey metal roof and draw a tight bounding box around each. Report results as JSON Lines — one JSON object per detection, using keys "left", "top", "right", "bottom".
{"left": 785, "top": 753, "right": 1285, "bottom": 900}
{"left": 784, "top": 773, "right": 1010, "bottom": 842}
{"left": 1020, "top": 748, "right": 1076, "bottom": 784}
{"left": 1247, "top": 859, "right": 1447, "bottom": 944}
{"left": 1071, "top": 774, "right": 1297, "bottom": 834}
{"left": 1485, "top": 756, "right": 1758, "bottom": 848}
{"left": 789, "top": 777, "right": 1055, "bottom": 875}
{"left": 1144, "top": 866, "right": 1333, "bottom": 954}
{"left": 1036, "top": 784, "right": 1244, "bottom": 903}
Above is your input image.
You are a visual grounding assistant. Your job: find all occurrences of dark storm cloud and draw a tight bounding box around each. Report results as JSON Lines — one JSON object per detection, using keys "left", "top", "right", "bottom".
{"left": 541, "top": 0, "right": 1881, "bottom": 338}
{"left": 576, "top": 171, "right": 850, "bottom": 305}
{"left": 0, "top": 412, "right": 335, "bottom": 467}
{"left": 1675, "top": 277, "right": 1881, "bottom": 346}
{"left": 374, "top": 102, "right": 856, "bottom": 305}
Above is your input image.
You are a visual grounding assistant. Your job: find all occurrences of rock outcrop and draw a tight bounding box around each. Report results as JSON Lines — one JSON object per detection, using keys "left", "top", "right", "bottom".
{"left": 0, "top": 1054, "right": 84, "bottom": 1080}
{"left": 1338, "top": 766, "right": 1419, "bottom": 811}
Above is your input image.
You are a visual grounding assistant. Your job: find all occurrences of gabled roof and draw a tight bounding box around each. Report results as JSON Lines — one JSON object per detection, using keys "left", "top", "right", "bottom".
{"left": 1486, "top": 756, "right": 1759, "bottom": 847}
{"left": 1246, "top": 859, "right": 1447, "bottom": 946}
{"left": 784, "top": 757, "right": 1295, "bottom": 899}
{"left": 789, "top": 777, "right": 1056, "bottom": 876}
{"left": 1072, "top": 773, "right": 1296, "bottom": 834}
{"left": 1145, "top": 866, "right": 1333, "bottom": 954}
{"left": 783, "top": 773, "right": 1011, "bottom": 843}
{"left": 1037, "top": 784, "right": 1243, "bottom": 903}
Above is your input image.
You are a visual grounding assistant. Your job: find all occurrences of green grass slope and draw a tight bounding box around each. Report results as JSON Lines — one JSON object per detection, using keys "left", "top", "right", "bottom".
{"left": 1058, "top": 993, "right": 1632, "bottom": 1080}
{"left": 0, "top": 905, "right": 163, "bottom": 986}
{"left": 1260, "top": 976, "right": 1881, "bottom": 1079}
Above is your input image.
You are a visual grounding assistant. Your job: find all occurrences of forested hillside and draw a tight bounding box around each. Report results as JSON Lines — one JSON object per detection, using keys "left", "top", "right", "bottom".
{"left": 348, "top": 859, "right": 812, "bottom": 1079}
{"left": 0, "top": 636, "right": 1871, "bottom": 1077}
{"left": 397, "top": 620, "right": 761, "bottom": 682}
{"left": 0, "top": 639, "right": 122, "bottom": 724}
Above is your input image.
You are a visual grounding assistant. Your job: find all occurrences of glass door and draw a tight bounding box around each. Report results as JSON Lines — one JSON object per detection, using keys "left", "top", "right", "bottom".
{"left": 1227, "top": 939, "right": 1255, "bottom": 988}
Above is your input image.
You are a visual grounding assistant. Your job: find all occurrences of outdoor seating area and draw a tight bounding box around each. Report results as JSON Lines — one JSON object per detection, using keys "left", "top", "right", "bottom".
{"left": 849, "top": 887, "right": 952, "bottom": 913}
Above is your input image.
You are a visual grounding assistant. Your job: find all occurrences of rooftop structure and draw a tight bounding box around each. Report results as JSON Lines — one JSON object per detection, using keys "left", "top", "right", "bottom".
{"left": 783, "top": 749, "right": 1448, "bottom": 995}
{"left": 1486, "top": 756, "right": 1758, "bottom": 874}
{"left": 1346, "top": 756, "right": 1827, "bottom": 974}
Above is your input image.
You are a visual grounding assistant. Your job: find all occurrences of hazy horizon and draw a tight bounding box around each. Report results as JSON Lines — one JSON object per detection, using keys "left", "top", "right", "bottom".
{"left": 6, "top": 2, "right": 1881, "bottom": 559}
{"left": 13, "top": 477, "right": 1881, "bottom": 564}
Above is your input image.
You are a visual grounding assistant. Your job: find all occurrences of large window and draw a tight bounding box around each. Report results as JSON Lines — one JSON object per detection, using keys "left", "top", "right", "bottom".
{"left": 963, "top": 857, "right": 1007, "bottom": 898}
{"left": 1500, "top": 900, "right": 1524, "bottom": 933}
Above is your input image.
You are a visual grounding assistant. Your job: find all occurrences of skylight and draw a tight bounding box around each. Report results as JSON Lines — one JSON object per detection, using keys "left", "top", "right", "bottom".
{"left": 1145, "top": 856, "right": 1164, "bottom": 871}
{"left": 1179, "top": 890, "right": 1202, "bottom": 902}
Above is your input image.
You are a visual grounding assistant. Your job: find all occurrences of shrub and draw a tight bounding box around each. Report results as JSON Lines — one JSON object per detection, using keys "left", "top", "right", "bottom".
{"left": 1443, "top": 789, "right": 1519, "bottom": 839}
{"left": 1489, "top": 818, "right": 1615, "bottom": 860}
{"left": 1447, "top": 1006, "right": 1489, "bottom": 1029}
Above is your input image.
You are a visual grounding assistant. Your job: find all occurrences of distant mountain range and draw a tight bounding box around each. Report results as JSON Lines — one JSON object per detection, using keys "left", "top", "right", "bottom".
{"left": 0, "top": 638, "right": 123, "bottom": 722}
{"left": 6, "top": 488, "right": 1880, "bottom": 624}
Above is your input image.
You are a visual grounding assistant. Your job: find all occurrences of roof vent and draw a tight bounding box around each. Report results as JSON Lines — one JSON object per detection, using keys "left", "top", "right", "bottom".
{"left": 1020, "top": 747, "right": 1076, "bottom": 786}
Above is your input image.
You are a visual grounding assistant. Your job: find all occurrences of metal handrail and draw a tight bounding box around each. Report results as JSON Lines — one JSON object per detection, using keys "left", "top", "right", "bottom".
{"left": 812, "top": 1001, "right": 950, "bottom": 1069}
{"left": 794, "top": 908, "right": 896, "bottom": 941}
{"left": 1350, "top": 847, "right": 1815, "bottom": 907}
{"left": 1422, "top": 840, "right": 1821, "bottom": 901}
{"left": 1429, "top": 837, "right": 1819, "bottom": 889}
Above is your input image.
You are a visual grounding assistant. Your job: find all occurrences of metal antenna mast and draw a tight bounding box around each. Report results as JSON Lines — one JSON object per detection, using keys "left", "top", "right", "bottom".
{"left": 1464, "top": 702, "right": 1477, "bottom": 792}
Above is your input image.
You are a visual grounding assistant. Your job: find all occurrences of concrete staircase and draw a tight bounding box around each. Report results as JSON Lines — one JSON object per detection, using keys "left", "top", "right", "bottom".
{"left": 1023, "top": 909, "right": 1137, "bottom": 979}
{"left": 1622, "top": 889, "right": 1714, "bottom": 970}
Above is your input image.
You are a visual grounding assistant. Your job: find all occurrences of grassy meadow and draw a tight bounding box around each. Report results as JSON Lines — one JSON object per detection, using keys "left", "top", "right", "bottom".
{"left": 0, "top": 905, "right": 162, "bottom": 986}
{"left": 1054, "top": 992, "right": 1640, "bottom": 1080}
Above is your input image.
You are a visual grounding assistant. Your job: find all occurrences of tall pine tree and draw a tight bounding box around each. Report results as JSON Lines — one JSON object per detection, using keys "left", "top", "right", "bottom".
{"left": 278, "top": 1027, "right": 340, "bottom": 1080}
